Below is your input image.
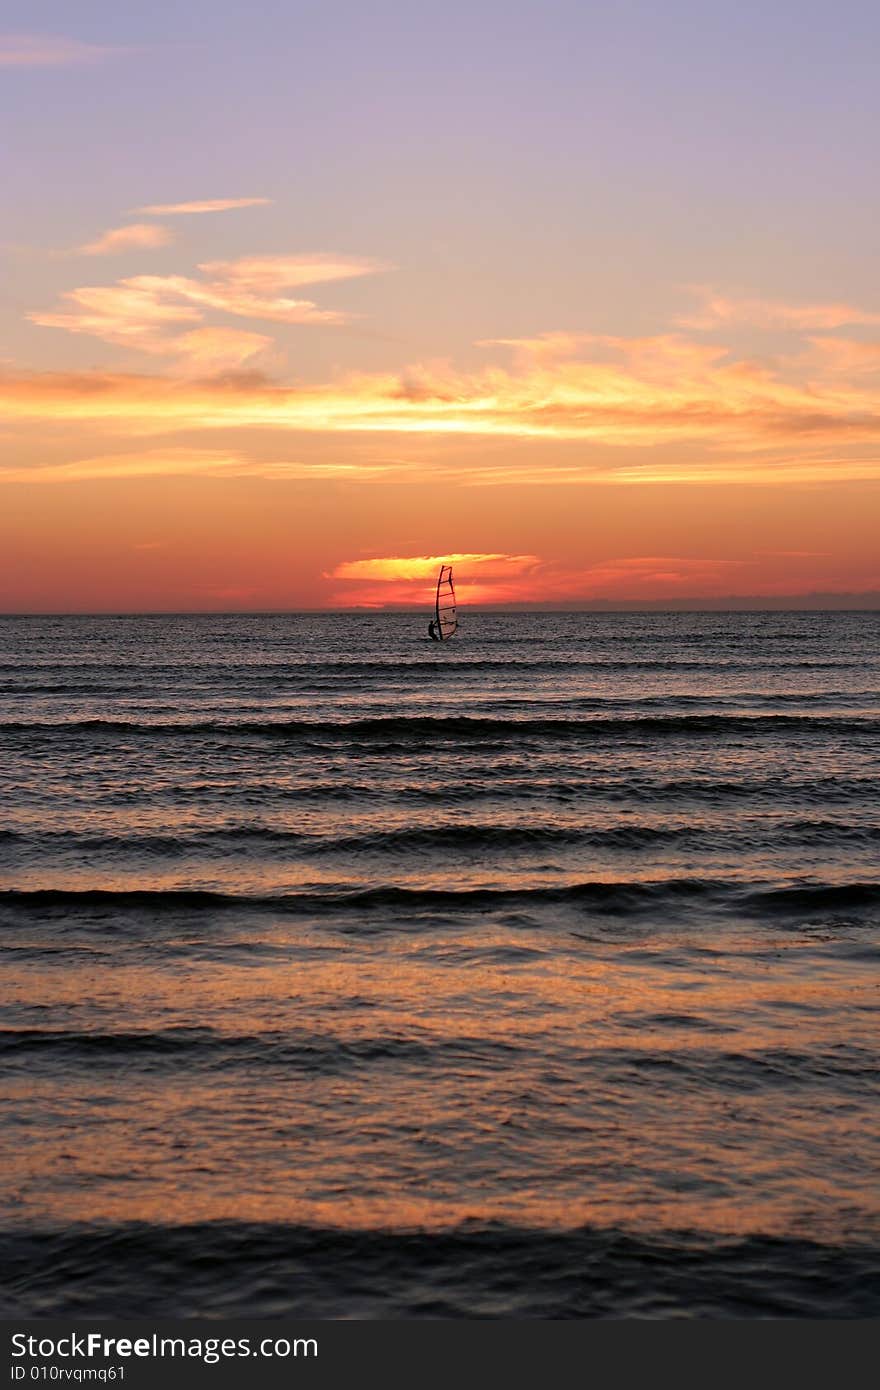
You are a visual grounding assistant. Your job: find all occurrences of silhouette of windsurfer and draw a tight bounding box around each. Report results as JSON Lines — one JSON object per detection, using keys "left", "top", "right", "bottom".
{"left": 428, "top": 620, "right": 440, "bottom": 641}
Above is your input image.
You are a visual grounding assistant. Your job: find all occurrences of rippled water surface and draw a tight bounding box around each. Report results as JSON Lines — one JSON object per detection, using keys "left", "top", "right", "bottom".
{"left": 1, "top": 611, "right": 879, "bottom": 1317}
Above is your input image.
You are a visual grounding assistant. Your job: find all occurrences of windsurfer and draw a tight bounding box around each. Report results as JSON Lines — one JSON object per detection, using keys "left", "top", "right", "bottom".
{"left": 427, "top": 563, "right": 457, "bottom": 642}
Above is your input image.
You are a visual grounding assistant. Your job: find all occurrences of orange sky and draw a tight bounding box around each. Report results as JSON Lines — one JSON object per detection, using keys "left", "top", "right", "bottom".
{"left": 3, "top": 296, "right": 879, "bottom": 610}
{"left": 3, "top": 15, "right": 880, "bottom": 611}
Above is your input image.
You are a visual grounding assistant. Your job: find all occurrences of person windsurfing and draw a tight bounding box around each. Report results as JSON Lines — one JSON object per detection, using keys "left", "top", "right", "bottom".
{"left": 426, "top": 564, "right": 457, "bottom": 642}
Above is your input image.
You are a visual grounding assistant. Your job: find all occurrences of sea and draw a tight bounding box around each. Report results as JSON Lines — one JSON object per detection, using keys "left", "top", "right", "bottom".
{"left": 1, "top": 610, "right": 878, "bottom": 1318}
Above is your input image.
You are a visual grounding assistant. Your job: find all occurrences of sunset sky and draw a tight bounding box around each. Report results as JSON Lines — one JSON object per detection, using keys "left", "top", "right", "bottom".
{"left": 2, "top": 0, "right": 879, "bottom": 611}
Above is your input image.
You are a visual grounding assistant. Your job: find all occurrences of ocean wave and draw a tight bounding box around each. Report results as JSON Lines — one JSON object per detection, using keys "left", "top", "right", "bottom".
{"left": 30, "top": 773, "right": 878, "bottom": 812}
{"left": 2, "top": 656, "right": 873, "bottom": 677}
{"left": 741, "top": 883, "right": 880, "bottom": 913}
{"left": 2, "top": 878, "right": 877, "bottom": 919}
{"left": 0, "top": 823, "right": 695, "bottom": 853}
{"left": 3, "top": 1221, "right": 877, "bottom": 1318}
{"left": 2, "top": 1029, "right": 874, "bottom": 1097}
{"left": 4, "top": 818, "right": 877, "bottom": 858}
{"left": 0, "top": 1026, "right": 501, "bottom": 1069}
{"left": 1, "top": 712, "right": 876, "bottom": 743}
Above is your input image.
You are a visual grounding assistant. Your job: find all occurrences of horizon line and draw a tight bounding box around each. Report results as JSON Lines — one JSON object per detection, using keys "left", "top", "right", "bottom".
{"left": 2, "top": 600, "right": 878, "bottom": 618}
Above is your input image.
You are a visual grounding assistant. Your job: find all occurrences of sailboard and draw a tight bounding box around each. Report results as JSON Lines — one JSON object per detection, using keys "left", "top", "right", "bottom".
{"left": 429, "top": 563, "right": 458, "bottom": 641}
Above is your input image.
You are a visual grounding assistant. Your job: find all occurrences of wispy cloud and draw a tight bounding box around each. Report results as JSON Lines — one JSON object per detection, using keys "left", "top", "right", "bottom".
{"left": 803, "top": 336, "right": 880, "bottom": 374}
{"left": 31, "top": 284, "right": 203, "bottom": 350}
{"left": 678, "top": 287, "right": 880, "bottom": 332}
{"left": 757, "top": 549, "right": 832, "bottom": 559}
{"left": 5, "top": 320, "right": 880, "bottom": 464}
{"left": 0, "top": 33, "right": 123, "bottom": 67}
{"left": 326, "top": 552, "right": 752, "bottom": 607}
{"left": 135, "top": 198, "right": 273, "bottom": 216}
{"left": 167, "top": 327, "right": 274, "bottom": 373}
{"left": 330, "top": 553, "right": 540, "bottom": 581}
{"left": 30, "top": 253, "right": 387, "bottom": 366}
{"left": 12, "top": 285, "right": 880, "bottom": 485}
{"left": 77, "top": 223, "right": 173, "bottom": 256}
{"left": 29, "top": 300, "right": 272, "bottom": 370}
{"left": 0, "top": 447, "right": 247, "bottom": 485}
{"left": 185, "top": 254, "right": 390, "bottom": 321}
{"left": 327, "top": 553, "right": 542, "bottom": 606}
{"left": 0, "top": 445, "right": 421, "bottom": 486}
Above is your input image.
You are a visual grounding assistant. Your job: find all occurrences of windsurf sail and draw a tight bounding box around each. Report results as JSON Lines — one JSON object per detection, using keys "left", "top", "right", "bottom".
{"left": 434, "top": 563, "right": 458, "bottom": 640}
